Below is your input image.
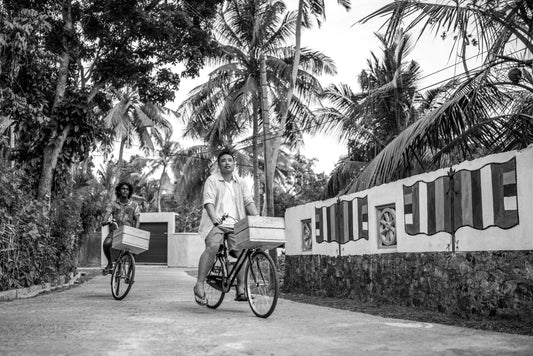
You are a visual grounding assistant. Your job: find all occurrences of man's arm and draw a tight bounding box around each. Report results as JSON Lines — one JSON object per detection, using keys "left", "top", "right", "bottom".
{"left": 245, "top": 202, "right": 258, "bottom": 216}
{"left": 133, "top": 203, "right": 140, "bottom": 228}
{"left": 241, "top": 179, "right": 258, "bottom": 216}
{"left": 205, "top": 203, "right": 224, "bottom": 225}
{"left": 102, "top": 203, "right": 113, "bottom": 226}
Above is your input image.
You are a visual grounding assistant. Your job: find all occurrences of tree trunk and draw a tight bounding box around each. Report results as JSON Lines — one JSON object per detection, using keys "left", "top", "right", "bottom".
{"left": 252, "top": 99, "right": 261, "bottom": 207}
{"left": 263, "top": 0, "right": 304, "bottom": 219}
{"left": 260, "top": 54, "right": 274, "bottom": 217}
{"left": 37, "top": 0, "right": 73, "bottom": 203}
{"left": 37, "top": 124, "right": 72, "bottom": 202}
{"left": 107, "top": 136, "right": 126, "bottom": 201}
{"left": 157, "top": 163, "right": 167, "bottom": 213}
{"left": 260, "top": 54, "right": 278, "bottom": 265}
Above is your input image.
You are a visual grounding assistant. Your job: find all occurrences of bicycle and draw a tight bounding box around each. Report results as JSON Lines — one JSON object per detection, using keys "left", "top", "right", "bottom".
{"left": 102, "top": 220, "right": 136, "bottom": 300}
{"left": 203, "top": 215, "right": 280, "bottom": 318}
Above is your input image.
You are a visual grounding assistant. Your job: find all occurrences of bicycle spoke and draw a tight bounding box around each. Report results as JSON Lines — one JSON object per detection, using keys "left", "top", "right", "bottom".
{"left": 205, "top": 257, "right": 226, "bottom": 308}
{"left": 245, "top": 250, "right": 278, "bottom": 318}
{"left": 111, "top": 253, "right": 135, "bottom": 300}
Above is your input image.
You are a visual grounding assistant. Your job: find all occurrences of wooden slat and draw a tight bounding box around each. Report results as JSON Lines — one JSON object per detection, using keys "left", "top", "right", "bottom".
{"left": 234, "top": 216, "right": 285, "bottom": 234}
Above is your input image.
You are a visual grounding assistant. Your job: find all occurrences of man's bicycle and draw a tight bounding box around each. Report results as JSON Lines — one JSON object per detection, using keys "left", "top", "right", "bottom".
{"left": 204, "top": 216, "right": 281, "bottom": 318}
{"left": 102, "top": 221, "right": 136, "bottom": 300}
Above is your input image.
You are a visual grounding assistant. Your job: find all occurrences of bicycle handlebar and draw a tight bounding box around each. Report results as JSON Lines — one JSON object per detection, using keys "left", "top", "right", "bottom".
{"left": 214, "top": 213, "right": 229, "bottom": 227}
{"left": 102, "top": 219, "right": 118, "bottom": 227}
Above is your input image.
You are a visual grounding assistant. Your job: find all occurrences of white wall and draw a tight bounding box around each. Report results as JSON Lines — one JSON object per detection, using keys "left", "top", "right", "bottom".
{"left": 285, "top": 145, "right": 533, "bottom": 256}
{"left": 168, "top": 233, "right": 204, "bottom": 267}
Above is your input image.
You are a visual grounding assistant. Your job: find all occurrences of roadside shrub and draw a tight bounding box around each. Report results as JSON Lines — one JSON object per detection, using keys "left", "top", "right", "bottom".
{"left": 0, "top": 163, "right": 80, "bottom": 291}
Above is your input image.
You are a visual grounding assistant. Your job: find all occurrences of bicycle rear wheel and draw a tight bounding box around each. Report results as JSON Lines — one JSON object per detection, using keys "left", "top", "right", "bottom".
{"left": 111, "top": 252, "right": 135, "bottom": 300}
{"left": 205, "top": 257, "right": 226, "bottom": 309}
{"left": 245, "top": 250, "right": 279, "bottom": 318}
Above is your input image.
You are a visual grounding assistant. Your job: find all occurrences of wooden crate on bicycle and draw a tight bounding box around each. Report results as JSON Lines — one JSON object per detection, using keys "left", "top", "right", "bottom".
{"left": 112, "top": 226, "right": 150, "bottom": 255}
{"left": 234, "top": 216, "right": 285, "bottom": 249}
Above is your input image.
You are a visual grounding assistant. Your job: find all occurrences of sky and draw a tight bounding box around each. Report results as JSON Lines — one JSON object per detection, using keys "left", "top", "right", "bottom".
{"left": 113, "top": 0, "right": 486, "bottom": 177}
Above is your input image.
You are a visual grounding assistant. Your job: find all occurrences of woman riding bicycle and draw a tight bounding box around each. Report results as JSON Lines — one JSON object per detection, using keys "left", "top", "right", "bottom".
{"left": 101, "top": 182, "right": 140, "bottom": 275}
{"left": 193, "top": 149, "right": 258, "bottom": 305}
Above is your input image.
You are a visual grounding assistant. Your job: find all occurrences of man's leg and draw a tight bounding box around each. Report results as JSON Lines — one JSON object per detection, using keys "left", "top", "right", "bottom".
{"left": 227, "top": 233, "right": 247, "bottom": 301}
{"left": 194, "top": 227, "right": 223, "bottom": 299}
{"left": 102, "top": 233, "right": 113, "bottom": 274}
{"left": 231, "top": 250, "right": 247, "bottom": 300}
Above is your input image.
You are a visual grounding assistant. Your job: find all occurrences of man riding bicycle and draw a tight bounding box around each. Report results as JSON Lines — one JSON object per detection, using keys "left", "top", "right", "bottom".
{"left": 101, "top": 182, "right": 140, "bottom": 275}
{"left": 193, "top": 148, "right": 258, "bottom": 305}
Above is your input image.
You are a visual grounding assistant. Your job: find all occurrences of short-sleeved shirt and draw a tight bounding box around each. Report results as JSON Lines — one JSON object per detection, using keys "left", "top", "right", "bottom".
{"left": 198, "top": 172, "right": 254, "bottom": 239}
{"left": 105, "top": 200, "right": 140, "bottom": 227}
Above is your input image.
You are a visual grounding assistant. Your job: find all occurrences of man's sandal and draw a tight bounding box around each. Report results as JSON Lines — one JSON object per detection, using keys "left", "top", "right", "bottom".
{"left": 102, "top": 266, "right": 113, "bottom": 276}
{"left": 234, "top": 292, "right": 248, "bottom": 302}
{"left": 193, "top": 286, "right": 207, "bottom": 306}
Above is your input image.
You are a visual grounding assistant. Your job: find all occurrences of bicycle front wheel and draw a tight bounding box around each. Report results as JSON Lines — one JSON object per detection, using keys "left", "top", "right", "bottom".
{"left": 111, "top": 252, "right": 135, "bottom": 300}
{"left": 205, "top": 257, "right": 226, "bottom": 309}
{"left": 245, "top": 250, "right": 279, "bottom": 318}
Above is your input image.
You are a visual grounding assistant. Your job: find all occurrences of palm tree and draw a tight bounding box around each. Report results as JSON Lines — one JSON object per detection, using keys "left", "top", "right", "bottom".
{"left": 145, "top": 132, "right": 182, "bottom": 212}
{"left": 313, "top": 31, "right": 422, "bottom": 197}
{"left": 360, "top": 0, "right": 533, "bottom": 70}
{"left": 171, "top": 139, "right": 293, "bottom": 205}
{"left": 277, "top": 0, "right": 351, "bottom": 200}
{"left": 179, "top": 0, "right": 336, "bottom": 208}
{"left": 340, "top": 0, "right": 533, "bottom": 193}
{"left": 103, "top": 87, "right": 173, "bottom": 192}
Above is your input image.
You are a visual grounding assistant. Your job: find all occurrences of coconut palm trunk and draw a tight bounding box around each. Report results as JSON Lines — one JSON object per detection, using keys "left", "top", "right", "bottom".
{"left": 263, "top": 0, "right": 304, "bottom": 218}
{"left": 260, "top": 54, "right": 274, "bottom": 217}
{"left": 252, "top": 99, "right": 261, "bottom": 206}
{"left": 157, "top": 163, "right": 167, "bottom": 213}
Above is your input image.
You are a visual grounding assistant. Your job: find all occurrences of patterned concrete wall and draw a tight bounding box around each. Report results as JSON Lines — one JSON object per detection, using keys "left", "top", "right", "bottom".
{"left": 285, "top": 145, "right": 533, "bottom": 256}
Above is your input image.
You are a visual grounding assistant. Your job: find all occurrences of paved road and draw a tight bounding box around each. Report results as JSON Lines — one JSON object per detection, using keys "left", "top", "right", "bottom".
{"left": 1, "top": 266, "right": 532, "bottom": 356}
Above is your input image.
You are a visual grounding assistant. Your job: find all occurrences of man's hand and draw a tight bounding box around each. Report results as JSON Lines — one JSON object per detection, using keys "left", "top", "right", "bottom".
{"left": 213, "top": 213, "right": 229, "bottom": 226}
{"left": 102, "top": 220, "right": 118, "bottom": 231}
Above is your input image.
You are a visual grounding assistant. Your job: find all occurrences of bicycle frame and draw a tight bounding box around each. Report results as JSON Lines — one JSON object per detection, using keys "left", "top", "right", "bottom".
{"left": 205, "top": 231, "right": 280, "bottom": 318}
{"left": 220, "top": 248, "right": 254, "bottom": 293}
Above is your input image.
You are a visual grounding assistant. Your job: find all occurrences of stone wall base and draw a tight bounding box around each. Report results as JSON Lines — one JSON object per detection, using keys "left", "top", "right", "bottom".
{"left": 284, "top": 251, "right": 533, "bottom": 318}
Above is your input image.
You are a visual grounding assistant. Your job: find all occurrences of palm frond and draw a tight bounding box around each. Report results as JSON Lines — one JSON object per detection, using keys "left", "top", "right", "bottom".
{"left": 346, "top": 73, "right": 511, "bottom": 193}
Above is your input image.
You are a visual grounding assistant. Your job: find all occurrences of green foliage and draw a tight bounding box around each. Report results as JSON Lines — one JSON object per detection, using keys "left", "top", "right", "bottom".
{"left": 0, "top": 162, "right": 80, "bottom": 291}
{"left": 79, "top": 181, "right": 108, "bottom": 233}
{"left": 1, "top": 0, "right": 224, "bottom": 201}
{"left": 273, "top": 155, "right": 328, "bottom": 217}
{"left": 160, "top": 195, "right": 203, "bottom": 233}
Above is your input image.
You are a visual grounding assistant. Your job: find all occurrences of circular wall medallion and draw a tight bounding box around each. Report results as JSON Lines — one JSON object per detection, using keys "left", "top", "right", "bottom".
{"left": 379, "top": 207, "right": 396, "bottom": 246}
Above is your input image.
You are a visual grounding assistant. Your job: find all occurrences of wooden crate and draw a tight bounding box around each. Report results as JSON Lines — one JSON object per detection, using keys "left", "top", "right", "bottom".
{"left": 112, "top": 226, "right": 150, "bottom": 255}
{"left": 234, "top": 216, "right": 285, "bottom": 249}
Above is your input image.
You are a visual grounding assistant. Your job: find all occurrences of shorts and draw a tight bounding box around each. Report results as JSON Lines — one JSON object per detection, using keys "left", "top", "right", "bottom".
{"left": 205, "top": 225, "right": 239, "bottom": 253}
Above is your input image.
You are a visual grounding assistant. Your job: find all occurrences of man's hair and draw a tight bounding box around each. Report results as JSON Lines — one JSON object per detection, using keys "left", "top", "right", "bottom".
{"left": 217, "top": 148, "right": 235, "bottom": 164}
{"left": 115, "top": 182, "right": 134, "bottom": 199}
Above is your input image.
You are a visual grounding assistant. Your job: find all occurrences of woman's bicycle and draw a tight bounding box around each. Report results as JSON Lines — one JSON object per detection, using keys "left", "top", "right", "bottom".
{"left": 102, "top": 220, "right": 136, "bottom": 300}
{"left": 204, "top": 216, "right": 280, "bottom": 318}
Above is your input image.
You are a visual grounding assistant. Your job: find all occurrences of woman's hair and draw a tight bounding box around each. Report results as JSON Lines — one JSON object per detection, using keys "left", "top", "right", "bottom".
{"left": 115, "top": 182, "right": 134, "bottom": 199}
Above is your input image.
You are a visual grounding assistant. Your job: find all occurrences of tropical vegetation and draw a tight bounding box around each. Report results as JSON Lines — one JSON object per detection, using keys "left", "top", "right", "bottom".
{"left": 0, "top": 0, "right": 223, "bottom": 287}
{"left": 178, "top": 0, "right": 336, "bottom": 210}
{"left": 334, "top": 0, "right": 533, "bottom": 195}
{"left": 1, "top": 0, "right": 531, "bottom": 289}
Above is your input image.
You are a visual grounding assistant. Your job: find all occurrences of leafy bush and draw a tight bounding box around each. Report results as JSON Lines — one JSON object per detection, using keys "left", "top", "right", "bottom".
{"left": 0, "top": 163, "right": 80, "bottom": 291}
{"left": 160, "top": 195, "right": 202, "bottom": 232}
